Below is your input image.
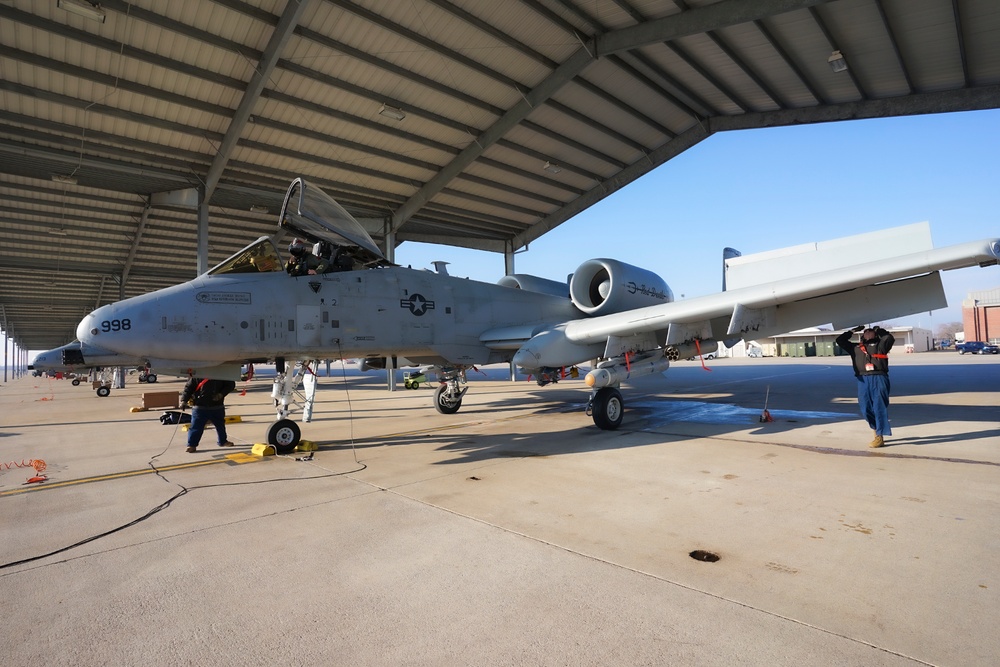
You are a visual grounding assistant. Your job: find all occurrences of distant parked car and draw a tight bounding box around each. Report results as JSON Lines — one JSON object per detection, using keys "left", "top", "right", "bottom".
{"left": 955, "top": 341, "right": 999, "bottom": 355}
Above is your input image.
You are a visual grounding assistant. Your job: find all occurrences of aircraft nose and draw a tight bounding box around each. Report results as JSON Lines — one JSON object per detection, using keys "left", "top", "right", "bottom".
{"left": 77, "top": 310, "right": 101, "bottom": 343}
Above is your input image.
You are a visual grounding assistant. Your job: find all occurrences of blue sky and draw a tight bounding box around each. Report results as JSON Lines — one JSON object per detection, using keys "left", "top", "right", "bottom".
{"left": 395, "top": 108, "right": 1000, "bottom": 333}
{"left": 4, "top": 108, "right": 999, "bottom": 359}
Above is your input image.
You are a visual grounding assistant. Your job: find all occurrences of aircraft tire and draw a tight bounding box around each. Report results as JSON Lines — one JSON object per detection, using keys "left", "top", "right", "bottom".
{"left": 267, "top": 419, "right": 301, "bottom": 454}
{"left": 591, "top": 387, "right": 624, "bottom": 430}
{"left": 434, "top": 384, "right": 462, "bottom": 414}
{"left": 96, "top": 386, "right": 111, "bottom": 397}
{"left": 72, "top": 378, "right": 81, "bottom": 386}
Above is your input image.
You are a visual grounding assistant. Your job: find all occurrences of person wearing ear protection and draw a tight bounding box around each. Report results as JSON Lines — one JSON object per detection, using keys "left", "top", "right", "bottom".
{"left": 836, "top": 325, "right": 895, "bottom": 448}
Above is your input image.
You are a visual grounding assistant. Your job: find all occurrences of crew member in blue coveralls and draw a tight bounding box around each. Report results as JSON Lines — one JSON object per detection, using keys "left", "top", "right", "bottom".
{"left": 181, "top": 376, "right": 237, "bottom": 453}
{"left": 836, "top": 325, "right": 895, "bottom": 448}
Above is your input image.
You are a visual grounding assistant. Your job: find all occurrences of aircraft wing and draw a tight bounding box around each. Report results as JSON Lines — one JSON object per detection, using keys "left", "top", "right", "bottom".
{"left": 567, "top": 235, "right": 1000, "bottom": 346}
{"left": 509, "top": 225, "right": 999, "bottom": 369}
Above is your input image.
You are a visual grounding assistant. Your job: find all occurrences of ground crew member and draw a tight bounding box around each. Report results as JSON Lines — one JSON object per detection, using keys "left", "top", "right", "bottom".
{"left": 836, "top": 325, "right": 895, "bottom": 448}
{"left": 181, "top": 376, "right": 237, "bottom": 453}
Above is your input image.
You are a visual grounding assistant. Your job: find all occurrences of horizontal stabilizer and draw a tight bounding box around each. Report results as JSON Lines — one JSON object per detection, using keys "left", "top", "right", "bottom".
{"left": 725, "top": 222, "right": 933, "bottom": 291}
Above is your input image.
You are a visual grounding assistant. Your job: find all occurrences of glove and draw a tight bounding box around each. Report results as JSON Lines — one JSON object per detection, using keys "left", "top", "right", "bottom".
{"left": 852, "top": 325, "right": 865, "bottom": 332}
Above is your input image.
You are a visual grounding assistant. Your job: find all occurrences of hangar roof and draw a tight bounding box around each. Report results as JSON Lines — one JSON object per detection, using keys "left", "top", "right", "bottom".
{"left": 2, "top": 0, "right": 1000, "bottom": 351}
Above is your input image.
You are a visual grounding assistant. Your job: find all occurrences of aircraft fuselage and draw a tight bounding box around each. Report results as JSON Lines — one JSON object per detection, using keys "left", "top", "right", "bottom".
{"left": 78, "top": 265, "right": 582, "bottom": 369}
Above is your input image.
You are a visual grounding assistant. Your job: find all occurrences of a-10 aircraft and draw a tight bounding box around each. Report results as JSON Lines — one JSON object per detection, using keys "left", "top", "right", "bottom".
{"left": 76, "top": 178, "right": 1000, "bottom": 450}
{"left": 28, "top": 340, "right": 154, "bottom": 395}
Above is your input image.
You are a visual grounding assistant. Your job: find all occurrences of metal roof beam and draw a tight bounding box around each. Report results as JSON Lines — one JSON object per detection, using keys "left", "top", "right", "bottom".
{"left": 872, "top": 0, "right": 915, "bottom": 94}
{"left": 203, "top": 0, "right": 311, "bottom": 201}
{"left": 328, "top": 0, "right": 648, "bottom": 156}
{"left": 808, "top": 5, "right": 867, "bottom": 100}
{"left": 0, "top": 81, "right": 225, "bottom": 144}
{"left": 594, "top": 0, "right": 833, "bottom": 56}
{"left": 950, "top": 0, "right": 970, "bottom": 87}
{"left": 121, "top": 204, "right": 152, "bottom": 287}
{"left": 712, "top": 85, "right": 1000, "bottom": 130}
{"left": 536, "top": 0, "right": 709, "bottom": 121}
{"left": 0, "top": 255, "right": 194, "bottom": 282}
{"left": 55, "top": 1, "right": 622, "bottom": 184}
{"left": 753, "top": 19, "right": 825, "bottom": 105}
{"left": 393, "top": 0, "right": 829, "bottom": 231}
{"left": 517, "top": 83, "right": 1000, "bottom": 249}
{"left": 1, "top": 49, "right": 585, "bottom": 206}
{"left": 0, "top": 5, "right": 244, "bottom": 89}
{"left": 0, "top": 138, "right": 202, "bottom": 187}
{"left": 514, "top": 122, "right": 712, "bottom": 249}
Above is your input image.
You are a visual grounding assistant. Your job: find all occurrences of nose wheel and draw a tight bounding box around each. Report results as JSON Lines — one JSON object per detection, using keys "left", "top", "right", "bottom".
{"left": 267, "top": 419, "right": 301, "bottom": 454}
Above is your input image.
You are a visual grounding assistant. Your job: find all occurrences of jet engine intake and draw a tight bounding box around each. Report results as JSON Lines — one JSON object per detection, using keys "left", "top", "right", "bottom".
{"left": 569, "top": 259, "right": 672, "bottom": 316}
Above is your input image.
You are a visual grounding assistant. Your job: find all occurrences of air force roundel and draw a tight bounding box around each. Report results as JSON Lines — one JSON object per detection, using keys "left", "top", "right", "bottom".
{"left": 400, "top": 293, "right": 435, "bottom": 316}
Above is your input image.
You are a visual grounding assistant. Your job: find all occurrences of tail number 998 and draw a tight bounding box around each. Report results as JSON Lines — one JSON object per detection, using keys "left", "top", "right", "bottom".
{"left": 101, "top": 319, "right": 131, "bottom": 332}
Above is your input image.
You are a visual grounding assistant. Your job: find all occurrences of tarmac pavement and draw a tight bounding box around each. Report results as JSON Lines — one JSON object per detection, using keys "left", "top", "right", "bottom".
{"left": 2, "top": 352, "right": 998, "bottom": 666}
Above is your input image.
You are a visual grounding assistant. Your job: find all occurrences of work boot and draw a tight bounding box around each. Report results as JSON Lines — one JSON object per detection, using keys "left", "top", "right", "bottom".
{"left": 185, "top": 446, "right": 197, "bottom": 453}
{"left": 869, "top": 435, "right": 884, "bottom": 448}
{"left": 219, "top": 440, "right": 234, "bottom": 447}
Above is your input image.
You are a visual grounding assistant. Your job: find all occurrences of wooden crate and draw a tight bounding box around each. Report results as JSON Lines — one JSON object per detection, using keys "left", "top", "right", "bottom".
{"left": 141, "top": 391, "right": 179, "bottom": 410}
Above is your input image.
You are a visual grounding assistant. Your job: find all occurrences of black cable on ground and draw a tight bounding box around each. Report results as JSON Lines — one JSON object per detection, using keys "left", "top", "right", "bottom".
{"left": 2, "top": 404, "right": 366, "bottom": 570}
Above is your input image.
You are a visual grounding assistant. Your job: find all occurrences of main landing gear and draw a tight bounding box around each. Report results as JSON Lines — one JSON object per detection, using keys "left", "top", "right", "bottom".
{"left": 434, "top": 367, "right": 469, "bottom": 415}
{"left": 587, "top": 387, "right": 624, "bottom": 430}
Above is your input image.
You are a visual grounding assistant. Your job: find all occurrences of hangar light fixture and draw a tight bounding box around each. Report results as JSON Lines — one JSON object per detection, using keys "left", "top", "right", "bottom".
{"left": 378, "top": 104, "right": 406, "bottom": 121}
{"left": 828, "top": 50, "right": 848, "bottom": 73}
{"left": 543, "top": 161, "right": 562, "bottom": 174}
{"left": 51, "top": 174, "right": 78, "bottom": 185}
{"left": 57, "top": 0, "right": 107, "bottom": 23}
{"left": 250, "top": 205, "right": 270, "bottom": 213}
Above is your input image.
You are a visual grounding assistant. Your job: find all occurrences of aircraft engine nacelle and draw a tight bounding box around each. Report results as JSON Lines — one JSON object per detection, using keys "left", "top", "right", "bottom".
{"left": 497, "top": 274, "right": 569, "bottom": 298}
{"left": 569, "top": 259, "right": 673, "bottom": 316}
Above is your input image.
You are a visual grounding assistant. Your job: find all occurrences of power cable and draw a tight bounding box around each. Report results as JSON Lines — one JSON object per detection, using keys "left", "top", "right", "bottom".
{"left": 2, "top": 388, "right": 366, "bottom": 570}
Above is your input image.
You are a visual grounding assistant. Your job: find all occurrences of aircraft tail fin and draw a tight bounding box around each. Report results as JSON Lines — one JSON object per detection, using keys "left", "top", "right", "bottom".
{"left": 722, "top": 247, "right": 741, "bottom": 291}
{"left": 723, "top": 222, "right": 933, "bottom": 292}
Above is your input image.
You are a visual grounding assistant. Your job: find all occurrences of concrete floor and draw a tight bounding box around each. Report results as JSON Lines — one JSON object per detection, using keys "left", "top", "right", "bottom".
{"left": 2, "top": 353, "right": 998, "bottom": 666}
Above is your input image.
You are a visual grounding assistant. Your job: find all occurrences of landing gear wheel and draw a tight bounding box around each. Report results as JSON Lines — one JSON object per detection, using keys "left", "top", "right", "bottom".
{"left": 591, "top": 387, "right": 624, "bottom": 430}
{"left": 434, "top": 384, "right": 462, "bottom": 414}
{"left": 96, "top": 386, "right": 111, "bottom": 397}
{"left": 71, "top": 378, "right": 81, "bottom": 386}
{"left": 267, "top": 419, "right": 301, "bottom": 454}
{"left": 146, "top": 374, "right": 157, "bottom": 383}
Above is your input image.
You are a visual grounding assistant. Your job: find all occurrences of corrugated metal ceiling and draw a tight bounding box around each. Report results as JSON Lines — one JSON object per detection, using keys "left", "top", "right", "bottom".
{"left": 1, "top": 0, "right": 999, "bottom": 350}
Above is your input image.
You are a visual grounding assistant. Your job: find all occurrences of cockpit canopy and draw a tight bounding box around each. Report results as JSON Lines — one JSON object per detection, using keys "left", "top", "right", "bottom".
{"left": 208, "top": 179, "right": 391, "bottom": 278}
{"left": 279, "top": 178, "right": 386, "bottom": 264}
